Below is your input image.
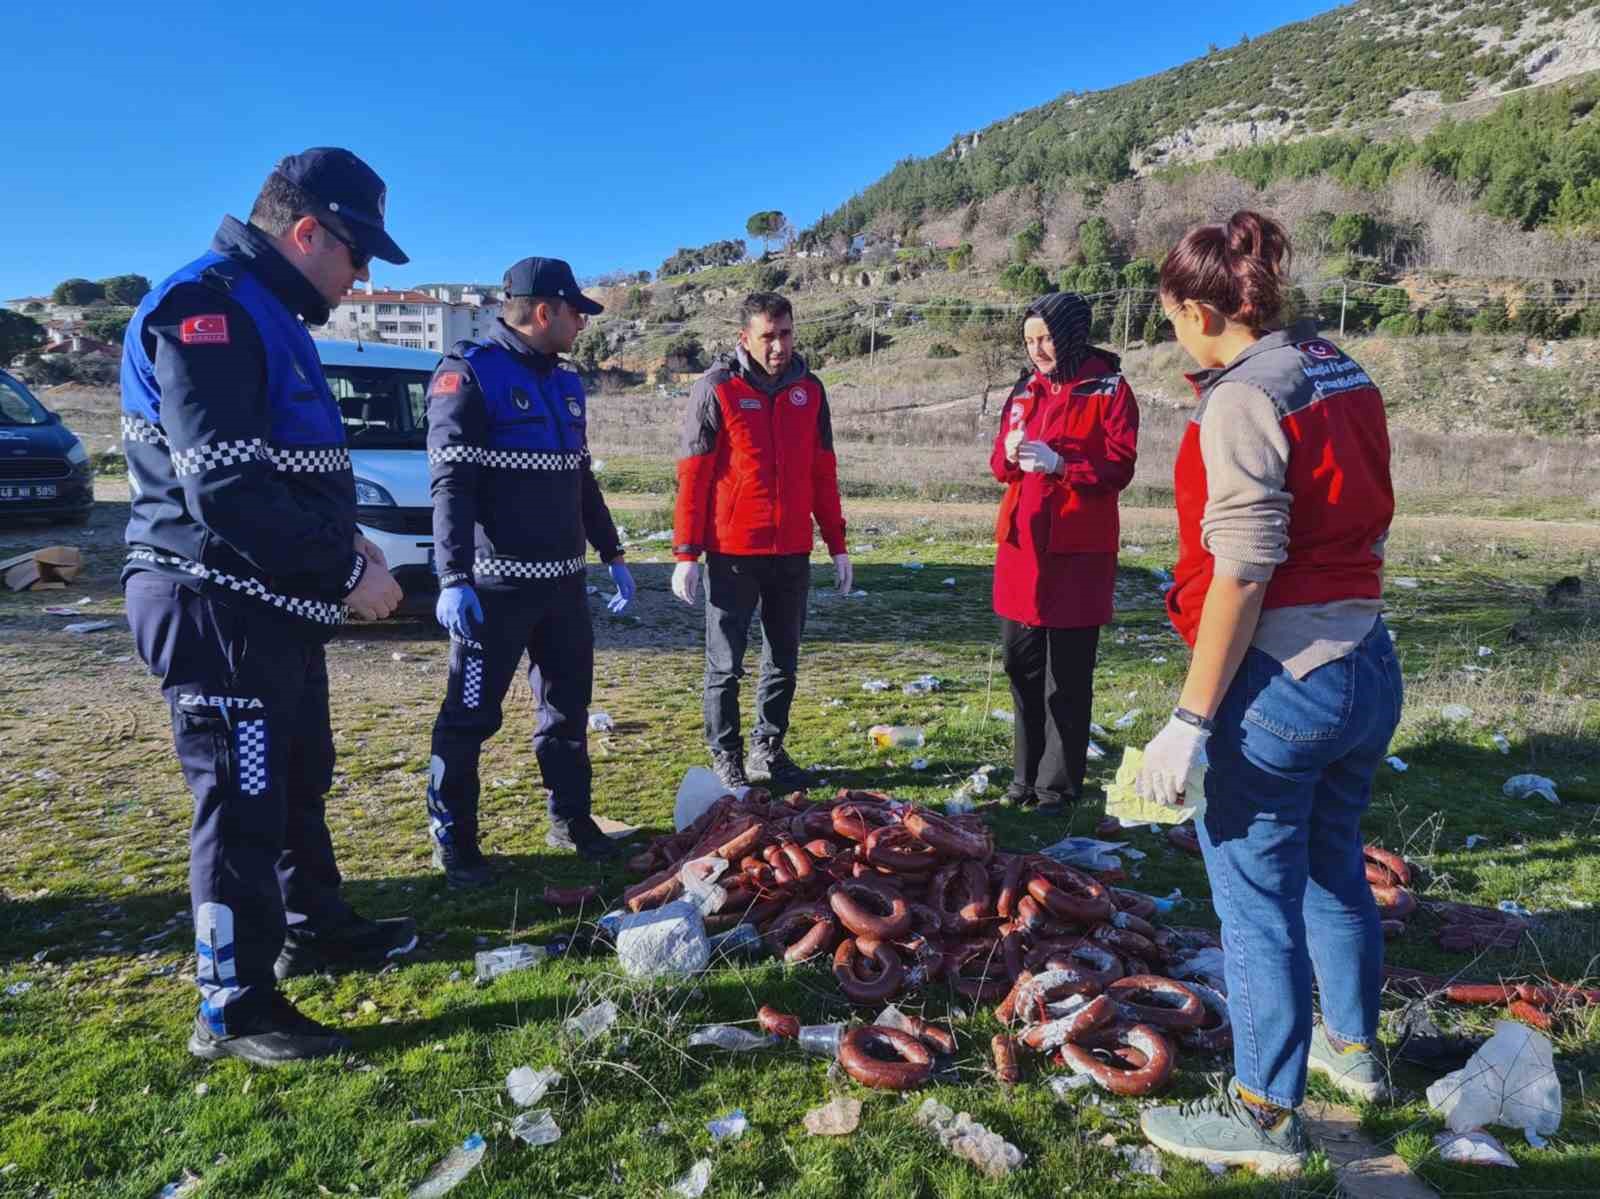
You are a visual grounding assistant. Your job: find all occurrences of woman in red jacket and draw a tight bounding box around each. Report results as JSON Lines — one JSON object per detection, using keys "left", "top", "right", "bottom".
{"left": 990, "top": 291, "right": 1139, "bottom": 812}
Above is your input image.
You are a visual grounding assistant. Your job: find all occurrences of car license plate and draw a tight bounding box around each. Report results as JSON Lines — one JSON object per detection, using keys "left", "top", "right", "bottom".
{"left": 0, "top": 484, "right": 56, "bottom": 500}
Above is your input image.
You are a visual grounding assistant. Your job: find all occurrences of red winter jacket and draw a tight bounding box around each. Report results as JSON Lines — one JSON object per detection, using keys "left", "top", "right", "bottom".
{"left": 990, "top": 356, "right": 1139, "bottom": 627}
{"left": 674, "top": 349, "right": 847, "bottom": 560}
{"left": 1166, "top": 324, "right": 1394, "bottom": 646}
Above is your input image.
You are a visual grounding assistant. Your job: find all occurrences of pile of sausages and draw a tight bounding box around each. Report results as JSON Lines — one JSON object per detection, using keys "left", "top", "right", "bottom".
{"left": 1364, "top": 845, "right": 1420, "bottom": 938}
{"left": 1384, "top": 965, "right": 1600, "bottom": 1032}
{"left": 625, "top": 788, "right": 1229, "bottom": 1094}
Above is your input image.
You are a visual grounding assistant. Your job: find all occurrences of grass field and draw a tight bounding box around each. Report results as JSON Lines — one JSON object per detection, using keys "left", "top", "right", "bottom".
{"left": 1, "top": 483, "right": 1597, "bottom": 1197}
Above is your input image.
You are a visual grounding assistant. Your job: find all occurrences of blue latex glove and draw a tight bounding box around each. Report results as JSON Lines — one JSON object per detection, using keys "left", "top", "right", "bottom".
{"left": 607, "top": 561, "right": 636, "bottom": 613}
{"left": 435, "top": 584, "right": 483, "bottom": 640}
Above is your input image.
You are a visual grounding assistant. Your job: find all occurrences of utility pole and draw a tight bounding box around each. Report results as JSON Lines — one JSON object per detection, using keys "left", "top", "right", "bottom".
{"left": 869, "top": 301, "right": 880, "bottom": 407}
{"left": 1122, "top": 290, "right": 1132, "bottom": 350}
{"left": 1339, "top": 280, "right": 1348, "bottom": 338}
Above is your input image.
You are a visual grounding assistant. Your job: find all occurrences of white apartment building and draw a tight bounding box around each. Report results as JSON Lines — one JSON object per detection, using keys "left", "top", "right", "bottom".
{"left": 321, "top": 284, "right": 501, "bottom": 352}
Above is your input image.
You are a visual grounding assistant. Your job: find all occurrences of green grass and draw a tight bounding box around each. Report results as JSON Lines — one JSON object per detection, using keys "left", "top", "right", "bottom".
{"left": 2, "top": 505, "right": 1598, "bottom": 1196}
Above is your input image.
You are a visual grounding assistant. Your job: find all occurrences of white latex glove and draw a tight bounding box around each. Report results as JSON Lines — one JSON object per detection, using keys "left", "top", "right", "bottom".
{"left": 671, "top": 560, "right": 701, "bottom": 605}
{"left": 832, "top": 552, "right": 853, "bottom": 595}
{"left": 1017, "top": 440, "right": 1063, "bottom": 475}
{"left": 1003, "top": 428, "right": 1025, "bottom": 464}
{"left": 1135, "top": 716, "right": 1210, "bottom": 807}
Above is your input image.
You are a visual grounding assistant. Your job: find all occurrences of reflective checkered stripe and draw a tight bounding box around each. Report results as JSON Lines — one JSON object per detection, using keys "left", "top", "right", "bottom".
{"left": 265, "top": 445, "right": 352, "bottom": 472}
{"left": 461, "top": 656, "right": 484, "bottom": 709}
{"left": 429, "top": 445, "right": 586, "bottom": 471}
{"left": 127, "top": 549, "right": 348, "bottom": 627}
{"left": 122, "top": 413, "right": 169, "bottom": 447}
{"left": 124, "top": 414, "right": 350, "bottom": 478}
{"left": 195, "top": 900, "right": 241, "bottom": 1035}
{"left": 473, "top": 555, "right": 586, "bottom": 580}
{"left": 171, "top": 438, "right": 270, "bottom": 477}
{"left": 236, "top": 719, "right": 268, "bottom": 795}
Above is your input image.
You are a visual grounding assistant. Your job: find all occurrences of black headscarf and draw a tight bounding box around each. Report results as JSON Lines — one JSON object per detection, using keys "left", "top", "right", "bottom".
{"left": 1025, "top": 291, "right": 1116, "bottom": 381}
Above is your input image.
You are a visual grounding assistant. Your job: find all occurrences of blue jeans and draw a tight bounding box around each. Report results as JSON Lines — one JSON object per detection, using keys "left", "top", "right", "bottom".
{"left": 1198, "top": 619, "right": 1403, "bottom": 1108}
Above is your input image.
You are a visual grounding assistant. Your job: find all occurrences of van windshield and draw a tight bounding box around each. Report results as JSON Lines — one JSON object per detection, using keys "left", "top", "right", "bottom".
{"left": 325, "top": 365, "right": 432, "bottom": 449}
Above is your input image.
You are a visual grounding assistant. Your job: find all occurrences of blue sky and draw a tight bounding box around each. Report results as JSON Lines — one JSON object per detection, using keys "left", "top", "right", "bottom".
{"left": 3, "top": 1, "right": 1334, "bottom": 299}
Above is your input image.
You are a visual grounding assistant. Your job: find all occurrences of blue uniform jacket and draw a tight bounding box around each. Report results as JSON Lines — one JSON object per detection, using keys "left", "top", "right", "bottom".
{"left": 426, "top": 320, "right": 621, "bottom": 587}
{"left": 120, "top": 217, "right": 363, "bottom": 632}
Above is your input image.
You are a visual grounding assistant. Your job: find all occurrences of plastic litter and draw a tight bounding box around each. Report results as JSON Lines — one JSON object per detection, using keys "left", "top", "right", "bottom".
{"left": 914, "top": 1099, "right": 1026, "bottom": 1179}
{"left": 803, "top": 1096, "right": 862, "bottom": 1136}
{"left": 1039, "top": 835, "right": 1127, "bottom": 873}
{"left": 1085, "top": 740, "right": 1106, "bottom": 760}
{"left": 677, "top": 856, "right": 731, "bottom": 917}
{"left": 1089, "top": 722, "right": 1108, "bottom": 737}
{"left": 1440, "top": 704, "right": 1474, "bottom": 722}
{"left": 562, "top": 1000, "right": 619, "bottom": 1044}
{"left": 1103, "top": 747, "right": 1204, "bottom": 825}
{"left": 1491, "top": 733, "right": 1511, "bottom": 754}
{"left": 408, "top": 1133, "right": 486, "bottom": 1198}
{"left": 902, "top": 675, "right": 941, "bottom": 695}
{"left": 674, "top": 766, "right": 743, "bottom": 832}
{"left": 1465, "top": 834, "right": 1489, "bottom": 848}
{"left": 990, "top": 709, "right": 1015, "bottom": 724}
{"left": 868, "top": 724, "right": 924, "bottom": 749}
{"left": 1392, "top": 577, "right": 1420, "bottom": 589}
{"left": 587, "top": 711, "right": 615, "bottom": 732}
{"left": 506, "top": 1065, "right": 561, "bottom": 1107}
{"left": 707, "top": 923, "right": 765, "bottom": 959}
{"left": 1477, "top": 646, "right": 1494, "bottom": 657}
{"left": 1112, "top": 708, "right": 1143, "bottom": 730}
{"left": 909, "top": 758, "right": 929, "bottom": 771}
{"left": 1046, "top": 1072, "right": 1097, "bottom": 1097}
{"left": 42, "top": 604, "right": 81, "bottom": 616}
{"left": 157, "top": 1171, "right": 203, "bottom": 1198}
{"left": 670, "top": 1159, "right": 713, "bottom": 1197}
{"left": 474, "top": 943, "right": 548, "bottom": 982}
{"left": 1497, "top": 899, "right": 1534, "bottom": 918}
{"left": 63, "top": 620, "right": 114, "bottom": 634}
{"left": 687, "top": 1025, "right": 777, "bottom": 1052}
{"left": 942, "top": 577, "right": 956, "bottom": 586}
{"left": 617, "top": 900, "right": 710, "bottom": 979}
{"left": 1116, "top": 1144, "right": 1164, "bottom": 1178}
{"left": 1433, "top": 1130, "right": 1517, "bottom": 1167}
{"left": 797, "top": 1022, "right": 848, "bottom": 1057}
{"left": 5, "top": 981, "right": 35, "bottom": 997}
{"left": 1503, "top": 774, "right": 1559, "bottom": 804}
{"left": 861, "top": 679, "right": 891, "bottom": 693}
{"left": 1386, "top": 756, "right": 1409, "bottom": 773}
{"left": 901, "top": 562, "right": 924, "bottom": 571}
{"left": 1426, "top": 1020, "right": 1561, "bottom": 1139}
{"left": 510, "top": 1109, "right": 561, "bottom": 1147}
{"left": 707, "top": 1109, "right": 748, "bottom": 1141}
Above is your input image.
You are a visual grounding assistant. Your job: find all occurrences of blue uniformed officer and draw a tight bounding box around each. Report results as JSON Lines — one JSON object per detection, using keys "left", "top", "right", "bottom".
{"left": 426, "top": 257, "right": 634, "bottom": 882}
{"left": 122, "top": 149, "right": 415, "bottom": 1065}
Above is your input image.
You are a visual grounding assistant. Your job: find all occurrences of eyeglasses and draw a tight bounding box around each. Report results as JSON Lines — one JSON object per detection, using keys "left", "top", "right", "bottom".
{"left": 320, "top": 220, "right": 371, "bottom": 271}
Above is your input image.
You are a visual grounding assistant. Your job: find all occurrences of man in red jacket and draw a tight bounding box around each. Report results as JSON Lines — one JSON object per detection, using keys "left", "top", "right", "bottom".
{"left": 671, "top": 292, "right": 850, "bottom": 791}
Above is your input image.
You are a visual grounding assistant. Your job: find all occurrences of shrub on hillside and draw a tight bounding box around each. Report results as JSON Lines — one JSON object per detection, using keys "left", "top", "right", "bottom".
{"left": 1376, "top": 313, "right": 1421, "bottom": 337}
{"left": 999, "top": 263, "right": 1053, "bottom": 297}
{"left": 1013, "top": 220, "right": 1045, "bottom": 263}
{"left": 1077, "top": 216, "right": 1116, "bottom": 265}
{"left": 947, "top": 242, "right": 974, "bottom": 272}
{"left": 1420, "top": 300, "right": 1469, "bottom": 334}
{"left": 927, "top": 341, "right": 960, "bottom": 359}
{"left": 1471, "top": 298, "right": 1511, "bottom": 333}
{"left": 754, "top": 264, "right": 789, "bottom": 291}
{"left": 1578, "top": 304, "right": 1600, "bottom": 337}
{"left": 926, "top": 299, "right": 974, "bottom": 333}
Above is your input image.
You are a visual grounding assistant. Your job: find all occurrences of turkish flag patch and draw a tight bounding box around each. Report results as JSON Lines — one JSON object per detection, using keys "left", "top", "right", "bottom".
{"left": 431, "top": 371, "right": 463, "bottom": 395}
{"left": 179, "top": 314, "right": 230, "bottom": 345}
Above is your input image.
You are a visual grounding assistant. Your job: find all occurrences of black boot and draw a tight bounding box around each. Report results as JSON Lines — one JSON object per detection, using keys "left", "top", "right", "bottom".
{"left": 710, "top": 746, "right": 749, "bottom": 790}
{"left": 546, "top": 813, "right": 620, "bottom": 861}
{"left": 747, "top": 738, "right": 816, "bottom": 793}
{"left": 187, "top": 993, "right": 352, "bottom": 1067}
{"left": 273, "top": 910, "right": 418, "bottom": 980}
{"left": 431, "top": 833, "right": 496, "bottom": 890}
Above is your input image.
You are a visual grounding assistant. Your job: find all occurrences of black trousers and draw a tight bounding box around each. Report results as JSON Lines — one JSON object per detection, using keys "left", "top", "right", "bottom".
{"left": 126, "top": 573, "right": 349, "bottom": 1033}
{"left": 1000, "top": 618, "right": 1101, "bottom": 805}
{"left": 703, "top": 552, "right": 810, "bottom": 753}
{"left": 428, "top": 575, "right": 594, "bottom": 837}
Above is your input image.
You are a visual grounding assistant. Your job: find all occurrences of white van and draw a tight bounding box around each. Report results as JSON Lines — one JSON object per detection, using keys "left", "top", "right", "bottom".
{"left": 316, "top": 339, "right": 440, "bottom": 608}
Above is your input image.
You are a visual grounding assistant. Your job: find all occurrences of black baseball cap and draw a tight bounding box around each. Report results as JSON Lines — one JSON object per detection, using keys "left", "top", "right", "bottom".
{"left": 502, "top": 257, "right": 604, "bottom": 314}
{"left": 272, "top": 147, "right": 409, "bottom": 265}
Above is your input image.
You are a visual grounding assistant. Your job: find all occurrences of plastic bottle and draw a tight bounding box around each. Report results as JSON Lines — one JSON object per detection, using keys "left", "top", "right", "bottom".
{"left": 563, "top": 999, "right": 619, "bottom": 1043}
{"left": 868, "top": 724, "right": 925, "bottom": 749}
{"left": 408, "top": 1133, "right": 487, "bottom": 1198}
{"left": 686, "top": 1024, "right": 777, "bottom": 1051}
{"left": 509, "top": 1110, "right": 561, "bottom": 1147}
{"left": 707, "top": 923, "right": 765, "bottom": 958}
{"left": 797, "top": 1022, "right": 849, "bottom": 1057}
{"left": 474, "top": 944, "right": 547, "bottom": 982}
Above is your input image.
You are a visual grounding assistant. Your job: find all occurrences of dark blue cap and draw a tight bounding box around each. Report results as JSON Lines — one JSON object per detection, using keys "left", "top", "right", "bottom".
{"left": 502, "top": 257, "right": 603, "bottom": 314}
{"left": 272, "top": 147, "right": 408, "bottom": 265}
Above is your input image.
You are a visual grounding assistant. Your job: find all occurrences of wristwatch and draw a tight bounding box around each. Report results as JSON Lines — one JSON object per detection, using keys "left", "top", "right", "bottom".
{"left": 1172, "top": 706, "right": 1215, "bottom": 733}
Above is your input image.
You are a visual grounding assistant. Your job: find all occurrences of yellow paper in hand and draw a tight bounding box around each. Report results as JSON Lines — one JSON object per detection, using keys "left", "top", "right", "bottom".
{"left": 1102, "top": 746, "right": 1207, "bottom": 827}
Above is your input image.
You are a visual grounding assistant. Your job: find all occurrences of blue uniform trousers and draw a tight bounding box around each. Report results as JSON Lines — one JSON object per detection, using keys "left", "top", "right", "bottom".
{"left": 427, "top": 575, "right": 594, "bottom": 840}
{"left": 126, "top": 573, "right": 350, "bottom": 1033}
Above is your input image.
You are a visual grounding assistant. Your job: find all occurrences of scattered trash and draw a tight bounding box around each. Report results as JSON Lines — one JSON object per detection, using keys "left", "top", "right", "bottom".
{"left": 797, "top": 1023, "right": 848, "bottom": 1057}
{"left": 868, "top": 724, "right": 924, "bottom": 749}
{"left": 1440, "top": 704, "right": 1474, "bottom": 722}
{"left": 707, "top": 1109, "right": 748, "bottom": 1142}
{"left": 1391, "top": 577, "right": 1420, "bottom": 589}
{"left": 941, "top": 577, "right": 956, "bottom": 587}
{"left": 408, "top": 1133, "right": 487, "bottom": 1198}
{"left": 1503, "top": 774, "right": 1558, "bottom": 804}
{"left": 914, "top": 1099, "right": 1025, "bottom": 1179}
{"left": 1465, "top": 834, "right": 1490, "bottom": 849}
{"left": 1085, "top": 740, "right": 1106, "bottom": 761}
{"left": 617, "top": 901, "right": 710, "bottom": 979}
{"left": 670, "top": 1158, "right": 713, "bottom": 1197}
{"left": 1433, "top": 1130, "right": 1517, "bottom": 1167}
{"left": 803, "top": 1096, "right": 862, "bottom": 1136}
{"left": 902, "top": 675, "right": 941, "bottom": 695}
{"left": 587, "top": 711, "right": 615, "bottom": 732}
{"left": 4, "top": 980, "right": 37, "bottom": 997}
{"left": 563, "top": 1000, "right": 619, "bottom": 1044}
{"left": 1426, "top": 1020, "right": 1561, "bottom": 1140}
{"left": 674, "top": 766, "right": 742, "bottom": 832}
{"left": 474, "top": 944, "right": 549, "bottom": 982}
{"left": 1, "top": 545, "right": 82, "bottom": 592}
{"left": 1477, "top": 646, "right": 1494, "bottom": 658}
{"left": 1046, "top": 1073, "right": 1097, "bottom": 1098}
{"left": 1040, "top": 836, "right": 1128, "bottom": 874}
{"left": 157, "top": 1170, "right": 204, "bottom": 1198}
{"left": 63, "top": 620, "right": 113, "bottom": 635}
{"left": 42, "top": 604, "right": 82, "bottom": 616}
{"left": 1116, "top": 1144, "right": 1164, "bottom": 1178}
{"left": 1491, "top": 734, "right": 1511, "bottom": 754}
{"left": 1103, "top": 747, "right": 1204, "bottom": 825}
{"left": 687, "top": 1025, "right": 776, "bottom": 1052}
{"left": 1149, "top": 656, "right": 1167, "bottom": 665}
{"left": 909, "top": 758, "right": 929, "bottom": 771}
{"left": 1386, "top": 756, "right": 1409, "bottom": 773}
{"left": 506, "top": 1066, "right": 560, "bottom": 1107}
{"left": 707, "top": 923, "right": 765, "bottom": 959}
{"left": 1089, "top": 722, "right": 1108, "bottom": 737}
{"left": 847, "top": 589, "right": 868, "bottom": 598}
{"left": 861, "top": 679, "right": 891, "bottom": 693}
{"left": 901, "top": 562, "right": 924, "bottom": 571}
{"left": 510, "top": 1110, "right": 561, "bottom": 1147}
{"left": 1112, "top": 709, "right": 1143, "bottom": 730}
{"left": 989, "top": 709, "right": 1015, "bottom": 724}
{"left": 1497, "top": 899, "right": 1534, "bottom": 918}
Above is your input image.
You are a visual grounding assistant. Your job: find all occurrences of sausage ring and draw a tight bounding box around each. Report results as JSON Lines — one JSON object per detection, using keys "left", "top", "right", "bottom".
{"left": 901, "top": 1014, "right": 957, "bottom": 1056}
{"left": 1019, "top": 992, "right": 1116, "bottom": 1051}
{"left": 1106, "top": 975, "right": 1207, "bottom": 1030}
{"left": 1015, "top": 894, "right": 1069, "bottom": 937}
{"left": 862, "top": 824, "right": 941, "bottom": 873}
{"left": 757, "top": 1005, "right": 800, "bottom": 1039}
{"left": 929, "top": 860, "right": 993, "bottom": 935}
{"left": 1091, "top": 922, "right": 1158, "bottom": 962}
{"left": 995, "top": 854, "right": 1027, "bottom": 919}
{"left": 831, "top": 802, "right": 895, "bottom": 844}
{"left": 1509, "top": 999, "right": 1553, "bottom": 1031}
{"left": 1363, "top": 844, "right": 1412, "bottom": 887}
{"left": 904, "top": 808, "right": 992, "bottom": 860}
{"left": 1109, "top": 909, "right": 1158, "bottom": 941}
{"left": 1177, "top": 982, "right": 1233, "bottom": 1053}
{"left": 828, "top": 878, "right": 912, "bottom": 940}
{"left": 1167, "top": 823, "right": 1202, "bottom": 856}
{"left": 838, "top": 1025, "right": 932, "bottom": 1090}
{"left": 1058, "top": 1023, "right": 1175, "bottom": 1095}
{"left": 992, "top": 1034, "right": 1021, "bottom": 1086}
{"left": 1024, "top": 939, "right": 1122, "bottom": 990}
{"left": 833, "top": 938, "right": 906, "bottom": 1003}
{"left": 1110, "top": 888, "right": 1159, "bottom": 920}
{"left": 763, "top": 900, "right": 840, "bottom": 963}
{"left": 1372, "top": 885, "right": 1418, "bottom": 921}
{"left": 1025, "top": 865, "right": 1113, "bottom": 926}
{"left": 802, "top": 837, "right": 842, "bottom": 862}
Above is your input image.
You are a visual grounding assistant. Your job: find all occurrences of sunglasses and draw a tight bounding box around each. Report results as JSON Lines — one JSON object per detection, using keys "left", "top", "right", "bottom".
{"left": 321, "top": 221, "right": 371, "bottom": 271}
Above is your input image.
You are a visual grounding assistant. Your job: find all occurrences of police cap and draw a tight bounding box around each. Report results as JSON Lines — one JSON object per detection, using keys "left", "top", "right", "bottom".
{"left": 273, "top": 147, "right": 409, "bottom": 265}
{"left": 502, "top": 257, "right": 604, "bottom": 315}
